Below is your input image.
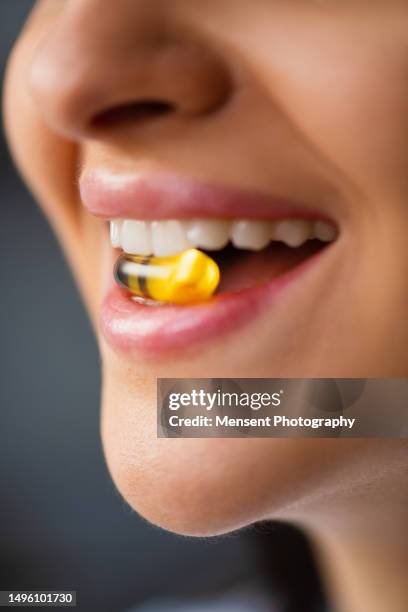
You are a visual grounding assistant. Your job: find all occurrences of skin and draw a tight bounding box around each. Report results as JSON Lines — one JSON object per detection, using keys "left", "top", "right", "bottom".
{"left": 3, "top": 1, "right": 408, "bottom": 610}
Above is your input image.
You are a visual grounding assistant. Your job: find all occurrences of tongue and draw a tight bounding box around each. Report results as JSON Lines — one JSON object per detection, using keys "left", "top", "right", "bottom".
{"left": 215, "top": 241, "right": 323, "bottom": 293}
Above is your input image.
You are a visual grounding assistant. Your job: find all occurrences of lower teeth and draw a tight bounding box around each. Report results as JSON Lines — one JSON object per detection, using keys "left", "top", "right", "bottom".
{"left": 131, "top": 296, "right": 164, "bottom": 306}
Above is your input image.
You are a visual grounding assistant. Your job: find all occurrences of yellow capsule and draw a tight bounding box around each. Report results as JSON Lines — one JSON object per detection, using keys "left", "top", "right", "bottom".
{"left": 114, "top": 248, "right": 220, "bottom": 304}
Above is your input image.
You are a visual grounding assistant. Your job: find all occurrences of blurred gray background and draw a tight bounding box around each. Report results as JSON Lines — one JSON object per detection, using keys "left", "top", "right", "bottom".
{"left": 0, "top": 2, "right": 263, "bottom": 610}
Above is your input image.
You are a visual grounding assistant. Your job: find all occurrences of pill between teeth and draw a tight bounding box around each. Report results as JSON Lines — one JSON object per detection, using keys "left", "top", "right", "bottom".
{"left": 115, "top": 248, "right": 220, "bottom": 304}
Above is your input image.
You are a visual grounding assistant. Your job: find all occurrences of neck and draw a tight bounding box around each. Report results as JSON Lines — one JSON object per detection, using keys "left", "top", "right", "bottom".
{"left": 300, "top": 480, "right": 408, "bottom": 612}
{"left": 313, "top": 520, "right": 408, "bottom": 612}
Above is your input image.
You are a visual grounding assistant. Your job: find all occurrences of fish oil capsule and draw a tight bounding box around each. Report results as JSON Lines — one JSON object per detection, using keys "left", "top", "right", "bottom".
{"left": 114, "top": 248, "right": 220, "bottom": 305}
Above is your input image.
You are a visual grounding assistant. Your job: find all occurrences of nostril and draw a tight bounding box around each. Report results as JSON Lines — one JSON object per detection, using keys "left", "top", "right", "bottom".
{"left": 91, "top": 100, "right": 175, "bottom": 129}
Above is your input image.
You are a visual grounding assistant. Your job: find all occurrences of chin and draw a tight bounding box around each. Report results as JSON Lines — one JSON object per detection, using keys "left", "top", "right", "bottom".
{"left": 99, "top": 369, "right": 366, "bottom": 537}
{"left": 100, "top": 392, "right": 264, "bottom": 536}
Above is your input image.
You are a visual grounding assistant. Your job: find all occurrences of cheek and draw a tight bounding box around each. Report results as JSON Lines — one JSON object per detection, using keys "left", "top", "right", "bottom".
{"left": 292, "top": 53, "right": 408, "bottom": 205}
{"left": 4, "top": 31, "right": 77, "bottom": 224}
{"left": 239, "top": 17, "right": 408, "bottom": 206}
{"left": 3, "top": 31, "right": 103, "bottom": 315}
{"left": 291, "top": 52, "right": 408, "bottom": 202}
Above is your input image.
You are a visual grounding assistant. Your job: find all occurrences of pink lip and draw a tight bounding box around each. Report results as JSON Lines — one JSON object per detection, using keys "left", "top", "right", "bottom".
{"left": 84, "top": 171, "right": 338, "bottom": 356}
{"left": 80, "top": 171, "right": 334, "bottom": 221}
{"left": 101, "top": 248, "right": 328, "bottom": 356}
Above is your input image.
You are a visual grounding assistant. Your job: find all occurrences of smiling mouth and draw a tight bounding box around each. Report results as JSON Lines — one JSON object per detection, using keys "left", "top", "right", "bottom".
{"left": 80, "top": 172, "right": 340, "bottom": 354}
{"left": 110, "top": 217, "right": 337, "bottom": 299}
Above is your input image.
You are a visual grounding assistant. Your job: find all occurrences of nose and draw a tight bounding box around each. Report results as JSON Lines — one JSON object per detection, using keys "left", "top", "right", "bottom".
{"left": 29, "top": 0, "right": 232, "bottom": 140}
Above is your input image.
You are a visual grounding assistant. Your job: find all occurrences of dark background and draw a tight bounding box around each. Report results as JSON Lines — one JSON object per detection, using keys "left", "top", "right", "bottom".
{"left": 0, "top": 3, "right": 325, "bottom": 612}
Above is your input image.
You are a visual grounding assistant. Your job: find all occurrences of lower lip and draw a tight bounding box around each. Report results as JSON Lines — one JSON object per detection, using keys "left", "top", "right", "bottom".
{"left": 100, "top": 248, "right": 328, "bottom": 357}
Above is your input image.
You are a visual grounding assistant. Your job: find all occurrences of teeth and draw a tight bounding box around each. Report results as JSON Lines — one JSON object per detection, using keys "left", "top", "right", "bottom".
{"left": 110, "top": 220, "right": 122, "bottom": 248}
{"left": 314, "top": 220, "right": 338, "bottom": 242}
{"left": 110, "top": 218, "right": 337, "bottom": 255}
{"left": 185, "top": 219, "right": 231, "bottom": 250}
{"left": 121, "top": 220, "right": 152, "bottom": 255}
{"left": 231, "top": 220, "right": 272, "bottom": 250}
{"left": 151, "top": 220, "right": 190, "bottom": 257}
{"left": 273, "top": 219, "right": 312, "bottom": 247}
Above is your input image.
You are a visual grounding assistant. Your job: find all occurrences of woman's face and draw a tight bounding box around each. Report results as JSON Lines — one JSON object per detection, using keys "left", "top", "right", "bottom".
{"left": 4, "top": 0, "right": 408, "bottom": 534}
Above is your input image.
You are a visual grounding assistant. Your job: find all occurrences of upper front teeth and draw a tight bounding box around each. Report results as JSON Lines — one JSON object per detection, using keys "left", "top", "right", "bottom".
{"left": 110, "top": 218, "right": 337, "bottom": 256}
{"left": 186, "top": 219, "right": 231, "bottom": 250}
{"left": 121, "top": 220, "right": 152, "bottom": 255}
{"left": 152, "top": 220, "right": 190, "bottom": 256}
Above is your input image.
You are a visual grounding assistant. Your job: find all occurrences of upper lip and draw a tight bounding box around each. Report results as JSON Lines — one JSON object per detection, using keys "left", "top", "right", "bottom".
{"left": 79, "top": 171, "right": 337, "bottom": 223}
